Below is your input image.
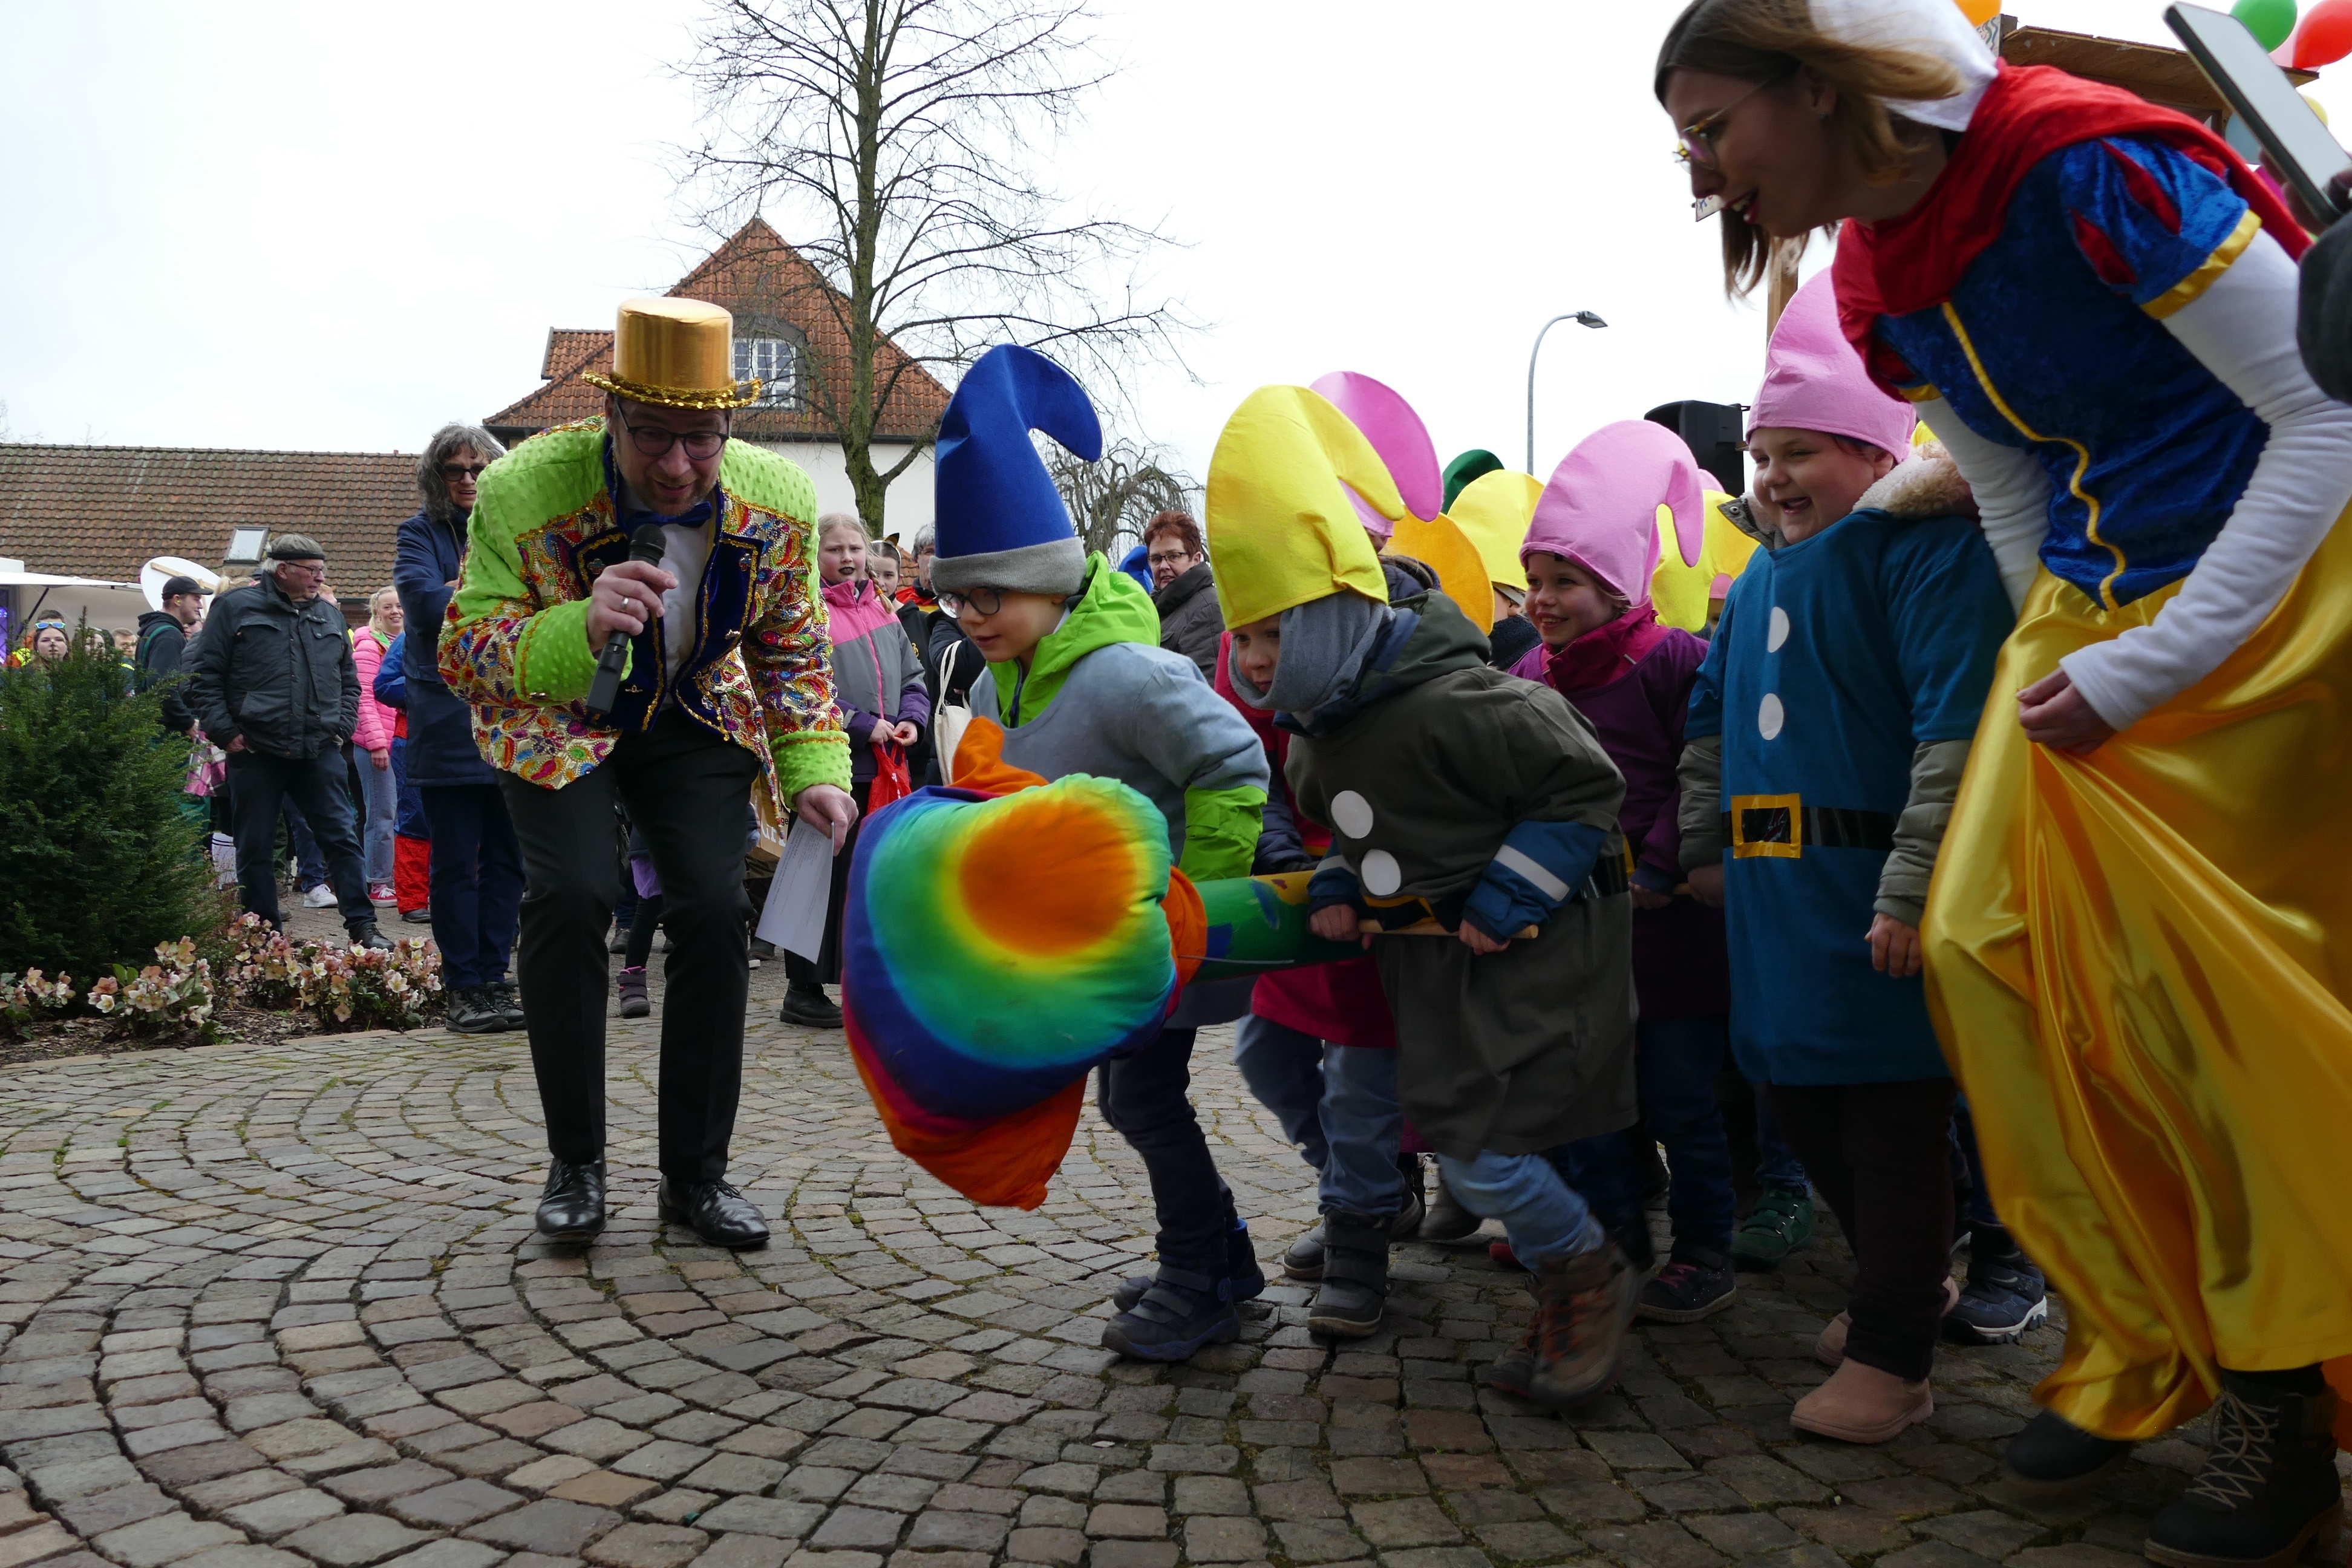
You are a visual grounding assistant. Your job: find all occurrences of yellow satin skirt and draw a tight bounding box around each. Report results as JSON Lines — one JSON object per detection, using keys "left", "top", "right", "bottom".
{"left": 1925, "top": 509, "right": 2352, "bottom": 1448}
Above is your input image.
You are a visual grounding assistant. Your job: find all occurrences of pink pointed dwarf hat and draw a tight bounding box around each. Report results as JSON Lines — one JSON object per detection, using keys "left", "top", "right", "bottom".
{"left": 1746, "top": 270, "right": 1917, "bottom": 456}
{"left": 1523, "top": 420, "right": 1705, "bottom": 605}
{"left": 1309, "top": 371, "right": 1442, "bottom": 538}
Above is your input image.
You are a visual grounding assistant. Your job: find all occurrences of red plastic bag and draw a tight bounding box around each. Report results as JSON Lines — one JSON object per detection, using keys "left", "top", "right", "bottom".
{"left": 867, "top": 742, "right": 913, "bottom": 811}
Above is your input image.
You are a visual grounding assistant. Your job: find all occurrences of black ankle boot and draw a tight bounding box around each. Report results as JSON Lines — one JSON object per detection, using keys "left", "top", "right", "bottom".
{"left": 1307, "top": 1210, "right": 1391, "bottom": 1338}
{"left": 2003, "top": 1408, "right": 2134, "bottom": 1495}
{"left": 2145, "top": 1372, "right": 2342, "bottom": 1568}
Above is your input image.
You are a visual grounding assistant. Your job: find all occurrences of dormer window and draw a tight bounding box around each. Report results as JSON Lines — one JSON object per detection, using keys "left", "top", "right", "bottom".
{"left": 736, "top": 336, "right": 800, "bottom": 408}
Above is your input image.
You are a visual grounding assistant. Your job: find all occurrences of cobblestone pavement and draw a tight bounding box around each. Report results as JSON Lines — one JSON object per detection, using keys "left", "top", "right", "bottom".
{"left": 0, "top": 1011, "right": 2336, "bottom": 1568}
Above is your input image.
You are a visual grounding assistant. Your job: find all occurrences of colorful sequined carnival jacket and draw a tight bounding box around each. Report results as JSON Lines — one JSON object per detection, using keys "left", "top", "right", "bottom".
{"left": 437, "top": 419, "right": 851, "bottom": 811}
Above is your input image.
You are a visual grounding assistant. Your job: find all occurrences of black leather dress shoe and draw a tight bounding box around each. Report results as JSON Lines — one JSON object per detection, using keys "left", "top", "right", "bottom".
{"left": 659, "top": 1178, "right": 770, "bottom": 1249}
{"left": 536, "top": 1159, "right": 607, "bottom": 1242}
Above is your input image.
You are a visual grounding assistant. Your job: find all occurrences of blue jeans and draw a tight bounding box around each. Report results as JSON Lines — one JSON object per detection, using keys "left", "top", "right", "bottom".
{"left": 1232, "top": 1014, "right": 1406, "bottom": 1217}
{"left": 420, "top": 784, "right": 525, "bottom": 991}
{"left": 1097, "top": 1027, "right": 1230, "bottom": 1273}
{"left": 282, "top": 798, "right": 327, "bottom": 889}
{"left": 1558, "top": 1017, "right": 1739, "bottom": 1258}
{"left": 1953, "top": 1100, "right": 2000, "bottom": 1229}
{"left": 356, "top": 751, "right": 397, "bottom": 886}
{"left": 1437, "top": 1149, "right": 1604, "bottom": 1266}
{"left": 1754, "top": 1087, "right": 1810, "bottom": 1192}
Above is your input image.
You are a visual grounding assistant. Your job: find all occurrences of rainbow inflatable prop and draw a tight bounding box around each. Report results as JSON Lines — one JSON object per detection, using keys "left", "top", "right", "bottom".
{"left": 842, "top": 725, "right": 1357, "bottom": 1208}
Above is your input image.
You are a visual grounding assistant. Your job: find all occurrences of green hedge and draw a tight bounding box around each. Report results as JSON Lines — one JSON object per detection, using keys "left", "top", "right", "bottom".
{"left": 0, "top": 633, "right": 216, "bottom": 982}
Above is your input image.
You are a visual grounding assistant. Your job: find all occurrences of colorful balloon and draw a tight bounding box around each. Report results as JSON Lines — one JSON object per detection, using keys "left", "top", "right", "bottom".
{"left": 2235, "top": 0, "right": 2300, "bottom": 51}
{"left": 2288, "top": 0, "right": 2352, "bottom": 67}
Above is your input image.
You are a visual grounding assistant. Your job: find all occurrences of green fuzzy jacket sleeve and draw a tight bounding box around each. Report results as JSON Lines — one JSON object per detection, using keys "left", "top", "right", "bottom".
{"left": 440, "top": 428, "right": 608, "bottom": 707}
{"left": 1180, "top": 785, "right": 1267, "bottom": 883}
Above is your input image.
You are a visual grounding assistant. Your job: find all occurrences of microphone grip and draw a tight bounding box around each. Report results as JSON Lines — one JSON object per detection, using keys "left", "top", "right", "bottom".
{"left": 584, "top": 525, "right": 671, "bottom": 717}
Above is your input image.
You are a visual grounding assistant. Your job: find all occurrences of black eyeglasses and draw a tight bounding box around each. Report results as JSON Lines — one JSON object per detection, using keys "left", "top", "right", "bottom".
{"left": 440, "top": 462, "right": 488, "bottom": 480}
{"left": 614, "top": 405, "right": 728, "bottom": 462}
{"left": 936, "top": 587, "right": 1004, "bottom": 617}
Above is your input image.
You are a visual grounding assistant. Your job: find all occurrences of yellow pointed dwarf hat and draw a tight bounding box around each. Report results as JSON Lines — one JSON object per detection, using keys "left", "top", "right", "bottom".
{"left": 1207, "top": 387, "right": 1405, "bottom": 629}
{"left": 1390, "top": 514, "right": 1495, "bottom": 634}
{"left": 1446, "top": 469, "right": 1543, "bottom": 593}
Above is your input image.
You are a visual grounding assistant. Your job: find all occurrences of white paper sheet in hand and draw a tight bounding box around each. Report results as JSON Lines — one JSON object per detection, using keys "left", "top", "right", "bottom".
{"left": 756, "top": 822, "right": 835, "bottom": 962}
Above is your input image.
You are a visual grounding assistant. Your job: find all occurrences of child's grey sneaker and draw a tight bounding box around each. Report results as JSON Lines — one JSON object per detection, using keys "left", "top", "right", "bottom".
{"left": 1282, "top": 1218, "right": 1325, "bottom": 1281}
{"left": 1942, "top": 1225, "right": 2049, "bottom": 1344}
{"left": 1636, "top": 1247, "right": 1737, "bottom": 1323}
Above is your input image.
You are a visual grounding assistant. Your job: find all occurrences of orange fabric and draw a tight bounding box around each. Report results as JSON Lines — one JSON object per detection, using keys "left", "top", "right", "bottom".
{"left": 950, "top": 717, "right": 1048, "bottom": 795}
{"left": 1164, "top": 869, "right": 1206, "bottom": 990}
{"left": 846, "top": 1009, "right": 1086, "bottom": 1210}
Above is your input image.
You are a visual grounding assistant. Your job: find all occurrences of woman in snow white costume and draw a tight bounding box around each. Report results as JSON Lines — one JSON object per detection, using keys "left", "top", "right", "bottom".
{"left": 1658, "top": 2, "right": 2352, "bottom": 1562}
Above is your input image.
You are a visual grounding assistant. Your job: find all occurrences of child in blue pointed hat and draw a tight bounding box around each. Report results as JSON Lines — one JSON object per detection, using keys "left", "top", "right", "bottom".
{"left": 930, "top": 344, "right": 1270, "bottom": 1362}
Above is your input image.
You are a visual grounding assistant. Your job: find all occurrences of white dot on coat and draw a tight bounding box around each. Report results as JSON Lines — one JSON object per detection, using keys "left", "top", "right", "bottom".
{"left": 1768, "top": 606, "right": 1790, "bottom": 652}
{"left": 1330, "top": 790, "right": 1375, "bottom": 839}
{"left": 1759, "top": 693, "right": 1785, "bottom": 740}
{"left": 1360, "top": 849, "right": 1403, "bottom": 898}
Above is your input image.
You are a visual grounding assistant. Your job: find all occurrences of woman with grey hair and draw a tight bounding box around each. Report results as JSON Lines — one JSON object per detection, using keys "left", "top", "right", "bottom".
{"left": 394, "top": 421, "right": 527, "bottom": 1035}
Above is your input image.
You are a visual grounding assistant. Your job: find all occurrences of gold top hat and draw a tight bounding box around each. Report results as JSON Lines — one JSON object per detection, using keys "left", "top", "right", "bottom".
{"left": 581, "top": 297, "right": 761, "bottom": 410}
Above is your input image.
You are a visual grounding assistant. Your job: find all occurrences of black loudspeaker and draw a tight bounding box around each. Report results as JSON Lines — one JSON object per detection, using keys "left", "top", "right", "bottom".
{"left": 1645, "top": 400, "right": 1746, "bottom": 497}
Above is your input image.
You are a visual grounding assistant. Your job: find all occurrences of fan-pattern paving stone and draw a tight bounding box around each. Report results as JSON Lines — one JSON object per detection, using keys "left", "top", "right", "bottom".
{"left": 0, "top": 1007, "right": 2317, "bottom": 1568}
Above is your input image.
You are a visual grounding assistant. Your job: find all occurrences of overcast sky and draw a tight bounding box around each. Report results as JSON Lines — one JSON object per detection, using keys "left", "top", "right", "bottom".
{"left": 5, "top": 0, "right": 2344, "bottom": 515}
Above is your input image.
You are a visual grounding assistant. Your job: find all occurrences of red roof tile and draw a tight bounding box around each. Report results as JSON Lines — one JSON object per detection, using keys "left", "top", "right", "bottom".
{"left": 0, "top": 443, "right": 419, "bottom": 599}
{"left": 487, "top": 218, "right": 951, "bottom": 445}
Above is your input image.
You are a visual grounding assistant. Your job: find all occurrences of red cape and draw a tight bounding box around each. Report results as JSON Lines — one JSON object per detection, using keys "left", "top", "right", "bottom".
{"left": 1834, "top": 62, "right": 2310, "bottom": 393}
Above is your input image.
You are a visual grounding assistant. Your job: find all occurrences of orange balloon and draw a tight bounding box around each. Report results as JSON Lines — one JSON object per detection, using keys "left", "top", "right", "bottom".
{"left": 1956, "top": 0, "right": 2001, "bottom": 24}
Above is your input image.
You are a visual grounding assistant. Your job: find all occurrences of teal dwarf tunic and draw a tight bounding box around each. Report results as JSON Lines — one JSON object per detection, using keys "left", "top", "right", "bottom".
{"left": 1687, "top": 508, "right": 2010, "bottom": 1086}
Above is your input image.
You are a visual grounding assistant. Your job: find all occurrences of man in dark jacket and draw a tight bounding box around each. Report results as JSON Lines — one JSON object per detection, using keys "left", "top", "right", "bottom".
{"left": 1145, "top": 511, "right": 1221, "bottom": 678}
{"left": 184, "top": 535, "right": 390, "bottom": 949}
{"left": 394, "top": 423, "right": 525, "bottom": 1036}
{"left": 134, "top": 574, "right": 205, "bottom": 734}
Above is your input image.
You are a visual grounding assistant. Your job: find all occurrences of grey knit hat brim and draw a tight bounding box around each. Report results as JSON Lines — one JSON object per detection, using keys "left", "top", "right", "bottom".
{"left": 929, "top": 536, "right": 1086, "bottom": 598}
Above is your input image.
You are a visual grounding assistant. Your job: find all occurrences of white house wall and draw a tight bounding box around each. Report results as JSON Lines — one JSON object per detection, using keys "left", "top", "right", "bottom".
{"left": 752, "top": 441, "right": 935, "bottom": 541}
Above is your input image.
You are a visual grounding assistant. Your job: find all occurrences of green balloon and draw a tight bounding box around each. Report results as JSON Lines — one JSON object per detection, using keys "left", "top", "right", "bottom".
{"left": 2233, "top": 0, "right": 2298, "bottom": 50}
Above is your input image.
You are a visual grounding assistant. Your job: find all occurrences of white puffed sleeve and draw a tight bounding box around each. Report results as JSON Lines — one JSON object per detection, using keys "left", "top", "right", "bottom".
{"left": 2059, "top": 230, "right": 2352, "bottom": 730}
{"left": 1915, "top": 396, "right": 2048, "bottom": 612}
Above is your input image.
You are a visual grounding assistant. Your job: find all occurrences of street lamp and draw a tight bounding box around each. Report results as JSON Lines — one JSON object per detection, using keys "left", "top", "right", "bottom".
{"left": 1526, "top": 311, "right": 1609, "bottom": 474}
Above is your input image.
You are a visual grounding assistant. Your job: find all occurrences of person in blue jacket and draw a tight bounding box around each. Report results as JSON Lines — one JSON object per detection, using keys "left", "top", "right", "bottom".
{"left": 394, "top": 423, "right": 526, "bottom": 1035}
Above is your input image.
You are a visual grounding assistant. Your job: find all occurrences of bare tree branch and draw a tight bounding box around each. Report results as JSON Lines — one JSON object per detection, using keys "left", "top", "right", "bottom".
{"left": 1047, "top": 437, "right": 1195, "bottom": 561}
{"left": 673, "top": 0, "right": 1197, "bottom": 534}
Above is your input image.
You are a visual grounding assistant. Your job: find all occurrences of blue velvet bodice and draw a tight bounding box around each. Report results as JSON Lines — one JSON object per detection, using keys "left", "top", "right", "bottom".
{"left": 1873, "top": 136, "right": 2266, "bottom": 608}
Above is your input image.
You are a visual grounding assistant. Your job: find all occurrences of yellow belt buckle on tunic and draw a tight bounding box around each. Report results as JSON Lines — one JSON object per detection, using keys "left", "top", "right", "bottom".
{"left": 1731, "top": 792, "right": 1803, "bottom": 860}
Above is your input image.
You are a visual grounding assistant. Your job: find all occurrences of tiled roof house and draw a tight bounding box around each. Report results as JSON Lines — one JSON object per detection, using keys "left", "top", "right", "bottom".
{"left": 0, "top": 445, "right": 420, "bottom": 628}
{"left": 0, "top": 221, "right": 949, "bottom": 635}
{"left": 487, "top": 218, "right": 949, "bottom": 534}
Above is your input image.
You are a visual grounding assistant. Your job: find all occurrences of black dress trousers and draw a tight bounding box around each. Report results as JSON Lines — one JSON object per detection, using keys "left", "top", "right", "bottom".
{"left": 500, "top": 709, "right": 761, "bottom": 1184}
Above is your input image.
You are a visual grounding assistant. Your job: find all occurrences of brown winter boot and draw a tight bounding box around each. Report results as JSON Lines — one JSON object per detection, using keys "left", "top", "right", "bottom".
{"left": 1521, "top": 1244, "right": 1638, "bottom": 1410}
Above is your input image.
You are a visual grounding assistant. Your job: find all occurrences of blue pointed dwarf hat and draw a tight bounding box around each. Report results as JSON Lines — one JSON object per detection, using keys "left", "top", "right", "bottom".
{"left": 932, "top": 344, "right": 1103, "bottom": 596}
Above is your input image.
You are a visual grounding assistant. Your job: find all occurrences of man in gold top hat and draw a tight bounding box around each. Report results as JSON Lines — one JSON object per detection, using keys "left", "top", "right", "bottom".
{"left": 442, "top": 296, "right": 858, "bottom": 1249}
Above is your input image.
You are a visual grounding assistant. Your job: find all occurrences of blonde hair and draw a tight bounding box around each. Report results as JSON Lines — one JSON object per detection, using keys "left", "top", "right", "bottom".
{"left": 1656, "top": 0, "right": 1965, "bottom": 295}
{"left": 817, "top": 512, "right": 869, "bottom": 547}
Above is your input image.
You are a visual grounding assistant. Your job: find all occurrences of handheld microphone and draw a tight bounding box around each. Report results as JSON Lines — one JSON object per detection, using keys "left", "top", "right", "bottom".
{"left": 585, "top": 524, "right": 670, "bottom": 716}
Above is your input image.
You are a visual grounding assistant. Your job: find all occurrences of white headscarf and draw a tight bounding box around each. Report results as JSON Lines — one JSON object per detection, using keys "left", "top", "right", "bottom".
{"left": 1808, "top": 0, "right": 1999, "bottom": 132}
